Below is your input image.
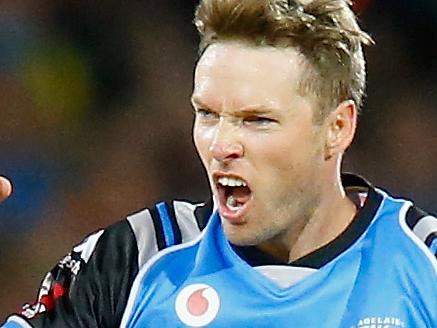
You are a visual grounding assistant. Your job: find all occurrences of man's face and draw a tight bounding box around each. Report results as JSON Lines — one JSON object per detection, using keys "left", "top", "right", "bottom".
{"left": 192, "top": 42, "right": 327, "bottom": 246}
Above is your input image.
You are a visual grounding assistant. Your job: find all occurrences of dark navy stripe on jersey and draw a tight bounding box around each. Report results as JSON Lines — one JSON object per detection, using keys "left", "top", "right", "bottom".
{"left": 406, "top": 205, "right": 428, "bottom": 229}
{"left": 425, "top": 232, "right": 437, "bottom": 247}
{"left": 149, "top": 206, "right": 167, "bottom": 250}
{"left": 163, "top": 201, "right": 182, "bottom": 246}
{"left": 430, "top": 239, "right": 437, "bottom": 256}
{"left": 156, "top": 202, "right": 176, "bottom": 247}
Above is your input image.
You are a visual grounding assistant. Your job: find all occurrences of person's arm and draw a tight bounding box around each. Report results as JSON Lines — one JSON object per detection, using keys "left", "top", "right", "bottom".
{"left": 2, "top": 200, "right": 210, "bottom": 328}
{"left": 2, "top": 220, "right": 141, "bottom": 328}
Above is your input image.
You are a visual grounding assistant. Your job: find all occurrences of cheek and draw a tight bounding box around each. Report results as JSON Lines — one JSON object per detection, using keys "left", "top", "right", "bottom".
{"left": 250, "top": 131, "right": 321, "bottom": 178}
{"left": 252, "top": 132, "right": 299, "bottom": 163}
{"left": 193, "top": 124, "right": 214, "bottom": 165}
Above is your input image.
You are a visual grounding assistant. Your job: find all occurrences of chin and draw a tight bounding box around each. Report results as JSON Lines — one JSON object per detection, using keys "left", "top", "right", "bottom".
{"left": 222, "top": 222, "right": 263, "bottom": 246}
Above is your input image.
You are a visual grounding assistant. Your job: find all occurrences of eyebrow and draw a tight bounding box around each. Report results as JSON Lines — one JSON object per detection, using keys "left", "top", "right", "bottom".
{"left": 190, "top": 97, "right": 210, "bottom": 110}
{"left": 191, "top": 97, "right": 275, "bottom": 114}
{"left": 235, "top": 106, "right": 273, "bottom": 115}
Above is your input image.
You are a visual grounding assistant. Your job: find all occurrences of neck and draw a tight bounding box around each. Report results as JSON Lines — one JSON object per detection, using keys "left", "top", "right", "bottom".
{"left": 258, "top": 174, "right": 358, "bottom": 263}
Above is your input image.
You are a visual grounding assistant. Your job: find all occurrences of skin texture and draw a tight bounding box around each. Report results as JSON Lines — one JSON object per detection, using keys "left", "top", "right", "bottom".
{"left": 192, "top": 41, "right": 358, "bottom": 262}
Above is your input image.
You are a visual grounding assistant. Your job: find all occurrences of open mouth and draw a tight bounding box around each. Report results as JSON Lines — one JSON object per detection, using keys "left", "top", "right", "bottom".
{"left": 214, "top": 174, "right": 252, "bottom": 222}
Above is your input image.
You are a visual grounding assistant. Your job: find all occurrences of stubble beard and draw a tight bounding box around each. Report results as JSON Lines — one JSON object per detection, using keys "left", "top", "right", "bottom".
{"left": 223, "top": 182, "right": 322, "bottom": 249}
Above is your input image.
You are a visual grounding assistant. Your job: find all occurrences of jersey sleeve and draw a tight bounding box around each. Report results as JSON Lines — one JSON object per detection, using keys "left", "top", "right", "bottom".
{"left": 406, "top": 205, "right": 437, "bottom": 259}
{"left": 2, "top": 200, "right": 210, "bottom": 328}
{"left": 2, "top": 219, "right": 140, "bottom": 328}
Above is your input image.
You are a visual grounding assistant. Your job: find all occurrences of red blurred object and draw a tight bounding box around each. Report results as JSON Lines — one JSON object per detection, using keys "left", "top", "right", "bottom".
{"left": 52, "top": 283, "right": 66, "bottom": 299}
{"left": 40, "top": 295, "right": 54, "bottom": 312}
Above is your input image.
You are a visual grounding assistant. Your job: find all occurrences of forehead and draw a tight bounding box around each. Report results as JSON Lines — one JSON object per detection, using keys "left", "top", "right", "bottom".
{"left": 193, "top": 42, "right": 308, "bottom": 110}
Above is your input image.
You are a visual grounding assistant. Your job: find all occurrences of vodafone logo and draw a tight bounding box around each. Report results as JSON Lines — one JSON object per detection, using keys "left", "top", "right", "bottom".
{"left": 175, "top": 284, "right": 220, "bottom": 327}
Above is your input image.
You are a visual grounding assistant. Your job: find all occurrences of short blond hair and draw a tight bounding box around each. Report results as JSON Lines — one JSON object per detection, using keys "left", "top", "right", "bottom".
{"left": 194, "top": 0, "right": 373, "bottom": 120}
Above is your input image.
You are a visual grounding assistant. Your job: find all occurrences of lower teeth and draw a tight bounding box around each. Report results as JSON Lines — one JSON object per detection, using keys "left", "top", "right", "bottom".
{"left": 226, "top": 195, "right": 241, "bottom": 211}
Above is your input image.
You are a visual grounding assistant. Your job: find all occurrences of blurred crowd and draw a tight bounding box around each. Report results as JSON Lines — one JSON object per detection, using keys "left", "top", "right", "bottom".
{"left": 0, "top": 0, "right": 436, "bottom": 318}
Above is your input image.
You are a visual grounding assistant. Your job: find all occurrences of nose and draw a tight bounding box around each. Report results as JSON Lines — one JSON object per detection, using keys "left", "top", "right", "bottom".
{"left": 210, "top": 142, "right": 244, "bottom": 162}
{"left": 209, "top": 122, "right": 244, "bottom": 162}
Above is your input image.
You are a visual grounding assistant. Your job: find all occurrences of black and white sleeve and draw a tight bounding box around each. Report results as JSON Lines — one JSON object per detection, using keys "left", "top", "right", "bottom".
{"left": 406, "top": 205, "right": 437, "bottom": 259}
{"left": 3, "top": 218, "right": 140, "bottom": 328}
{"left": 2, "top": 200, "right": 210, "bottom": 328}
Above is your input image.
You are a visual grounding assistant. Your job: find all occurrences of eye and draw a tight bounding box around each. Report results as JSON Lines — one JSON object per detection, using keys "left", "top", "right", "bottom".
{"left": 243, "top": 116, "right": 276, "bottom": 125}
{"left": 195, "top": 108, "right": 218, "bottom": 120}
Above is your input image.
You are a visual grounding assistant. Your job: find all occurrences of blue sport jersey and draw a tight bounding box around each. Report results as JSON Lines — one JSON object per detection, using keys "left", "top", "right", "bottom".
{"left": 120, "top": 192, "right": 437, "bottom": 327}
{"left": 3, "top": 175, "right": 437, "bottom": 327}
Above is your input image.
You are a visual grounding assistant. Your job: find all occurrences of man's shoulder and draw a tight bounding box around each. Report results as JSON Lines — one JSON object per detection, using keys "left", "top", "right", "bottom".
{"left": 42, "top": 197, "right": 212, "bottom": 294}
{"left": 401, "top": 202, "right": 437, "bottom": 263}
{"left": 120, "top": 199, "right": 211, "bottom": 267}
{"left": 6, "top": 199, "right": 212, "bottom": 326}
{"left": 375, "top": 190, "right": 437, "bottom": 274}
{"left": 94, "top": 198, "right": 211, "bottom": 247}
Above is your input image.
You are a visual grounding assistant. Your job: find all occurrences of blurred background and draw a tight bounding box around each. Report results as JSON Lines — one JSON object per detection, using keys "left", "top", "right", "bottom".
{"left": 0, "top": 0, "right": 436, "bottom": 318}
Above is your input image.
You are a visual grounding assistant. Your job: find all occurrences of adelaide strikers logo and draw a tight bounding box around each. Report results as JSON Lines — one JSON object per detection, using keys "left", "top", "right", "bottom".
{"left": 175, "top": 283, "right": 220, "bottom": 327}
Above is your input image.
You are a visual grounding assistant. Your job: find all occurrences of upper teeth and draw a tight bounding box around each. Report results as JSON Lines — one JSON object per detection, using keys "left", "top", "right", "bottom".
{"left": 218, "top": 177, "right": 247, "bottom": 187}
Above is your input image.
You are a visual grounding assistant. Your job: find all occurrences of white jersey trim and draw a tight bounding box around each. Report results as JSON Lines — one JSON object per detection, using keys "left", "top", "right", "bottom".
{"left": 413, "top": 215, "right": 437, "bottom": 243}
{"left": 173, "top": 201, "right": 202, "bottom": 243}
{"left": 119, "top": 229, "right": 207, "bottom": 328}
{"left": 255, "top": 265, "right": 317, "bottom": 288}
{"left": 397, "top": 200, "right": 437, "bottom": 276}
{"left": 127, "top": 209, "right": 159, "bottom": 269}
{"left": 72, "top": 230, "right": 104, "bottom": 263}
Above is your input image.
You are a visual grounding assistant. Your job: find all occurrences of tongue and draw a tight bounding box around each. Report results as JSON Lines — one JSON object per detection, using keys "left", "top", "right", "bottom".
{"left": 230, "top": 186, "right": 251, "bottom": 204}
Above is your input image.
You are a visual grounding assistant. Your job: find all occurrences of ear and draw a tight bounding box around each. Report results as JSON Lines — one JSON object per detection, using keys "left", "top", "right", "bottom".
{"left": 324, "top": 100, "right": 357, "bottom": 160}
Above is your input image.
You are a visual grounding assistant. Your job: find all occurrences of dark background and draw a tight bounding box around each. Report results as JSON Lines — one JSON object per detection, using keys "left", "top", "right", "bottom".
{"left": 0, "top": 0, "right": 436, "bottom": 318}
